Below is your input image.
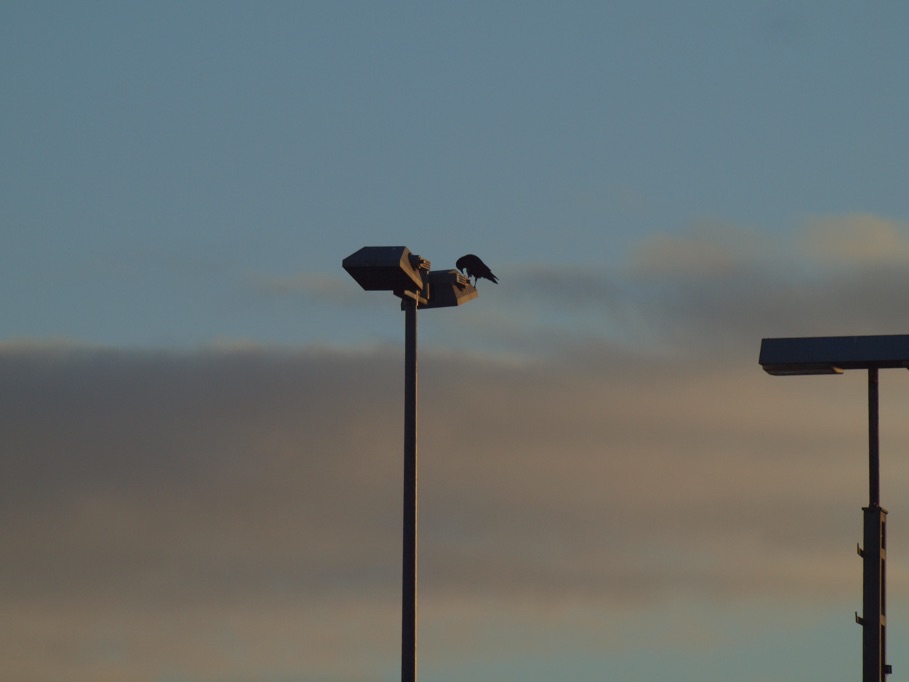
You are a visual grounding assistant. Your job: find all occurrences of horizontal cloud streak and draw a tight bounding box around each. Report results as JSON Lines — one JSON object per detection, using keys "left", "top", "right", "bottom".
{"left": 249, "top": 271, "right": 368, "bottom": 306}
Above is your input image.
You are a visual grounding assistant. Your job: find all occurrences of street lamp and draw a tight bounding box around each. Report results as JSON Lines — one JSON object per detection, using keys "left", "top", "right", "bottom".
{"left": 759, "top": 333, "right": 909, "bottom": 682}
{"left": 342, "top": 246, "right": 478, "bottom": 682}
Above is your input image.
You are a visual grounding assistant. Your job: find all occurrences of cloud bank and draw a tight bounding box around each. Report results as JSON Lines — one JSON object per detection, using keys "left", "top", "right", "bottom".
{"left": 7, "top": 215, "right": 909, "bottom": 680}
{"left": 450, "top": 215, "right": 909, "bottom": 356}
{"left": 4, "top": 337, "right": 909, "bottom": 679}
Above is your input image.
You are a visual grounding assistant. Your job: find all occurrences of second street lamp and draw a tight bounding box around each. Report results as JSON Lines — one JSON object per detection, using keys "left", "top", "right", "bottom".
{"left": 759, "top": 333, "right": 909, "bottom": 682}
{"left": 342, "top": 246, "right": 478, "bottom": 682}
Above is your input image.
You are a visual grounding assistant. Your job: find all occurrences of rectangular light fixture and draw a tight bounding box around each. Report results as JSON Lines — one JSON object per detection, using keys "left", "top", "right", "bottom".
{"left": 760, "top": 334, "right": 909, "bottom": 375}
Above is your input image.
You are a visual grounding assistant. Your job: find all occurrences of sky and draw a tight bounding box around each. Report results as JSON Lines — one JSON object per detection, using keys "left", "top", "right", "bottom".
{"left": 4, "top": 2, "right": 909, "bottom": 681}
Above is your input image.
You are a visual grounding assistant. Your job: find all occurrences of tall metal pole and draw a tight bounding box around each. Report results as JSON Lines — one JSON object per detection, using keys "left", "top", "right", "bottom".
{"left": 869, "top": 368, "right": 880, "bottom": 508}
{"left": 861, "top": 368, "right": 889, "bottom": 681}
{"left": 342, "top": 247, "right": 478, "bottom": 682}
{"left": 402, "top": 296, "right": 418, "bottom": 682}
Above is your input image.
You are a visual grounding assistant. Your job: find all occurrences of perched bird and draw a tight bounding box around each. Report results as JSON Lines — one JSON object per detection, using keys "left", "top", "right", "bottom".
{"left": 456, "top": 254, "right": 498, "bottom": 286}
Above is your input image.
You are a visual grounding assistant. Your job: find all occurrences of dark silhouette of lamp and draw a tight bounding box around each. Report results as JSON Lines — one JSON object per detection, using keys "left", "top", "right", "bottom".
{"left": 760, "top": 334, "right": 909, "bottom": 682}
{"left": 342, "top": 246, "right": 478, "bottom": 682}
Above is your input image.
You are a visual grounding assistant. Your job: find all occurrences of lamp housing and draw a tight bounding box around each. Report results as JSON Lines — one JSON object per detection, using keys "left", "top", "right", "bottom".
{"left": 342, "top": 246, "right": 429, "bottom": 293}
{"left": 760, "top": 334, "right": 909, "bottom": 376}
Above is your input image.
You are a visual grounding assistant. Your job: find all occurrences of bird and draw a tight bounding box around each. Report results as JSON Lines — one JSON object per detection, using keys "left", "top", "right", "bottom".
{"left": 456, "top": 254, "right": 498, "bottom": 286}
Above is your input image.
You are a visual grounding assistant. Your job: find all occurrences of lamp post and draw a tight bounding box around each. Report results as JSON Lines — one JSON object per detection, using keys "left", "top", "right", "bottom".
{"left": 342, "top": 246, "right": 478, "bottom": 682}
{"left": 759, "top": 333, "right": 909, "bottom": 682}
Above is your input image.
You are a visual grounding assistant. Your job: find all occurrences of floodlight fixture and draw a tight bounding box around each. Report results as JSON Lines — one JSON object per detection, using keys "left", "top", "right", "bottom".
{"left": 342, "top": 246, "right": 479, "bottom": 682}
{"left": 759, "top": 333, "right": 909, "bottom": 682}
{"left": 342, "top": 246, "right": 478, "bottom": 310}
{"left": 342, "top": 245, "right": 429, "bottom": 296}
{"left": 422, "top": 269, "right": 478, "bottom": 309}
{"left": 760, "top": 334, "right": 909, "bottom": 376}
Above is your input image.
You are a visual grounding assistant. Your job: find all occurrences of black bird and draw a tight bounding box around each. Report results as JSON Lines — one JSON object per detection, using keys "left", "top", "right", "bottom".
{"left": 456, "top": 254, "right": 498, "bottom": 286}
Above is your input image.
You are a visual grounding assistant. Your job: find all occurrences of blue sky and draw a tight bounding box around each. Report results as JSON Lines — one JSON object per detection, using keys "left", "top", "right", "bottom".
{"left": 5, "top": 2, "right": 909, "bottom": 681}
{"left": 6, "top": 1, "right": 909, "bottom": 349}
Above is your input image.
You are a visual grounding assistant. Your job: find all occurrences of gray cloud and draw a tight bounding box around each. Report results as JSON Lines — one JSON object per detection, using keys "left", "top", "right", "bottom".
{"left": 8, "top": 216, "right": 909, "bottom": 678}
{"left": 622, "top": 216, "right": 909, "bottom": 350}
{"left": 451, "top": 215, "right": 909, "bottom": 357}
{"left": 1, "top": 346, "right": 406, "bottom": 680}
{"left": 500, "top": 263, "right": 621, "bottom": 305}
{"left": 244, "top": 215, "right": 909, "bottom": 361}
{"left": 3, "top": 339, "right": 907, "bottom": 679}
{"left": 249, "top": 271, "right": 368, "bottom": 307}
{"left": 799, "top": 214, "right": 909, "bottom": 267}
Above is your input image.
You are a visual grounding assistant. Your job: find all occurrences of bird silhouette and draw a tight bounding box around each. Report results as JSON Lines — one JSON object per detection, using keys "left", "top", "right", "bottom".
{"left": 456, "top": 254, "right": 498, "bottom": 286}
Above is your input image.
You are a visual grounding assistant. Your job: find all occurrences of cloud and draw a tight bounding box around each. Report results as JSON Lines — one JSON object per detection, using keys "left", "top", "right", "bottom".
{"left": 7, "top": 213, "right": 909, "bottom": 678}
{"left": 452, "top": 215, "right": 909, "bottom": 356}
{"left": 4, "top": 341, "right": 907, "bottom": 678}
{"left": 242, "top": 214, "right": 909, "bottom": 359}
{"left": 249, "top": 271, "right": 366, "bottom": 306}
{"left": 502, "top": 263, "right": 620, "bottom": 304}
{"left": 629, "top": 222, "right": 766, "bottom": 279}
{"left": 799, "top": 214, "right": 909, "bottom": 267}
{"left": 627, "top": 216, "right": 909, "bottom": 348}
{"left": 1, "top": 345, "right": 405, "bottom": 680}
